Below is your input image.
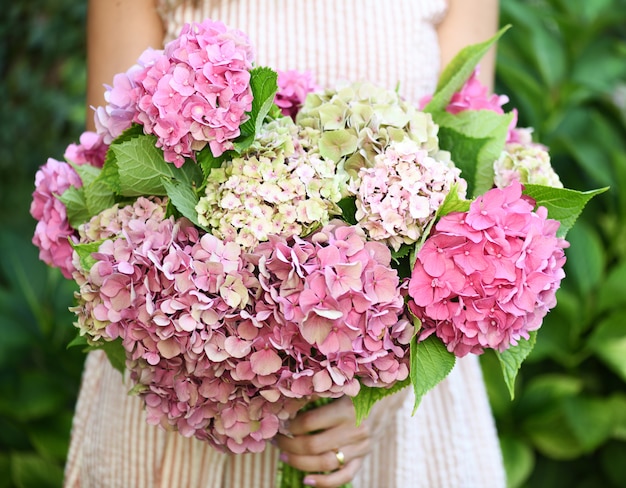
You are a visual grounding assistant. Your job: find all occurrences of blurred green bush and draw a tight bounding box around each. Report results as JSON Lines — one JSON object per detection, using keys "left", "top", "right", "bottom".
{"left": 0, "top": 2, "right": 87, "bottom": 487}
{"left": 483, "top": 0, "right": 626, "bottom": 487}
{"left": 1, "top": 0, "right": 624, "bottom": 487}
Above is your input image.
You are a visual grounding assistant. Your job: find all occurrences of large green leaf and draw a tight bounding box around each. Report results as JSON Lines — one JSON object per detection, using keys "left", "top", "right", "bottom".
{"left": 10, "top": 453, "right": 64, "bottom": 488}
{"left": 235, "top": 66, "right": 278, "bottom": 153}
{"left": 352, "top": 379, "right": 409, "bottom": 425}
{"left": 434, "top": 110, "right": 513, "bottom": 196}
{"left": 499, "top": 435, "right": 534, "bottom": 488}
{"left": 523, "top": 184, "right": 608, "bottom": 238}
{"left": 410, "top": 335, "right": 456, "bottom": 413}
{"left": 424, "top": 25, "right": 511, "bottom": 113}
{"left": 563, "top": 221, "right": 606, "bottom": 295}
{"left": 495, "top": 331, "right": 537, "bottom": 400}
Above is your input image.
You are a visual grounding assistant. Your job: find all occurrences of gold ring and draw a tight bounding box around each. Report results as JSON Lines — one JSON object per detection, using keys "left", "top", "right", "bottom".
{"left": 334, "top": 448, "right": 346, "bottom": 468}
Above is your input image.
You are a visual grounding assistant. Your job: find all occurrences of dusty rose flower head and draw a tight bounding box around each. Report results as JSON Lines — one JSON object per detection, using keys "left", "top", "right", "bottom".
{"left": 30, "top": 158, "right": 82, "bottom": 278}
{"left": 408, "top": 181, "right": 568, "bottom": 357}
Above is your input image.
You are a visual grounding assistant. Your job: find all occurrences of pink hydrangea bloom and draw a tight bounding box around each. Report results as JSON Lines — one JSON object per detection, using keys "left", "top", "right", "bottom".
{"left": 64, "top": 131, "right": 108, "bottom": 168}
{"left": 252, "top": 222, "right": 412, "bottom": 395}
{"left": 351, "top": 138, "right": 466, "bottom": 251}
{"left": 71, "top": 211, "right": 411, "bottom": 452}
{"left": 130, "top": 19, "right": 255, "bottom": 166}
{"left": 275, "top": 69, "right": 319, "bottom": 119}
{"left": 446, "top": 69, "right": 509, "bottom": 115}
{"left": 408, "top": 181, "right": 569, "bottom": 357}
{"left": 30, "top": 158, "right": 82, "bottom": 278}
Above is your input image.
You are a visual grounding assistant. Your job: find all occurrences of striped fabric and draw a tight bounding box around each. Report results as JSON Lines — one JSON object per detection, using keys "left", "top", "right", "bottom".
{"left": 64, "top": 1, "right": 507, "bottom": 486}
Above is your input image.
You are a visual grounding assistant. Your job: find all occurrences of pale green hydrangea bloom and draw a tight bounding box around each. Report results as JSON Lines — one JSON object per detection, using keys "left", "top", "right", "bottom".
{"left": 494, "top": 142, "right": 563, "bottom": 189}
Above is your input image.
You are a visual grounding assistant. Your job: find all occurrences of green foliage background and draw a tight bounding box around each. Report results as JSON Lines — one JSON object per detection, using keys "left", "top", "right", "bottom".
{"left": 0, "top": 0, "right": 624, "bottom": 486}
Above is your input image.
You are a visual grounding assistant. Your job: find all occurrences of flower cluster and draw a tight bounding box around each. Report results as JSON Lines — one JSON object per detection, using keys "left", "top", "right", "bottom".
{"left": 196, "top": 117, "right": 348, "bottom": 250}
{"left": 95, "top": 20, "right": 254, "bottom": 167}
{"left": 30, "top": 158, "right": 82, "bottom": 278}
{"left": 494, "top": 128, "right": 563, "bottom": 189}
{"left": 408, "top": 182, "right": 568, "bottom": 357}
{"left": 351, "top": 138, "right": 466, "bottom": 251}
{"left": 296, "top": 81, "right": 443, "bottom": 180}
{"left": 253, "top": 222, "right": 412, "bottom": 393}
{"left": 71, "top": 198, "right": 410, "bottom": 452}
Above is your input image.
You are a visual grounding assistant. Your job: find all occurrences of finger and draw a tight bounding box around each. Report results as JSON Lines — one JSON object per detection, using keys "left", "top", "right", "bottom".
{"left": 275, "top": 421, "right": 370, "bottom": 456}
{"left": 279, "top": 438, "right": 371, "bottom": 474}
{"left": 301, "top": 459, "right": 362, "bottom": 488}
{"left": 287, "top": 397, "right": 356, "bottom": 436}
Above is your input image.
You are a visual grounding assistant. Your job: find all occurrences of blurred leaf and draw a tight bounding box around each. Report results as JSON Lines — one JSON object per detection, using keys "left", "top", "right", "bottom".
{"left": 27, "top": 412, "right": 73, "bottom": 463}
{"left": 597, "top": 262, "right": 626, "bottom": 314}
{"left": 563, "top": 221, "right": 605, "bottom": 295}
{"left": 562, "top": 396, "right": 615, "bottom": 452}
{"left": 609, "top": 394, "right": 626, "bottom": 441}
{"left": 480, "top": 350, "right": 514, "bottom": 417}
{"left": 517, "top": 374, "right": 583, "bottom": 415}
{"left": 587, "top": 310, "right": 626, "bottom": 382}
{"left": 601, "top": 441, "right": 626, "bottom": 488}
{"left": 0, "top": 372, "right": 66, "bottom": 422}
{"left": 0, "top": 454, "right": 9, "bottom": 488}
{"left": 10, "top": 452, "right": 63, "bottom": 488}
{"left": 499, "top": 435, "right": 534, "bottom": 488}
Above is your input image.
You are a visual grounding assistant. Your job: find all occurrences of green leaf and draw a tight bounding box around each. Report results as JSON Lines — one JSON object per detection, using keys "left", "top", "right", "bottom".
{"left": 58, "top": 186, "right": 91, "bottom": 228}
{"left": 162, "top": 178, "right": 207, "bottom": 230}
{"left": 10, "top": 453, "right": 64, "bottom": 488}
{"left": 522, "top": 184, "right": 608, "bottom": 238}
{"left": 66, "top": 333, "right": 89, "bottom": 350}
{"left": 495, "top": 331, "right": 537, "bottom": 400}
{"left": 434, "top": 110, "right": 513, "bottom": 196}
{"left": 435, "top": 183, "right": 471, "bottom": 217}
{"left": 113, "top": 136, "right": 174, "bottom": 196}
{"left": 352, "top": 378, "right": 409, "bottom": 425}
{"left": 410, "top": 335, "right": 456, "bottom": 413}
{"left": 424, "top": 25, "right": 511, "bottom": 113}
{"left": 237, "top": 66, "right": 278, "bottom": 152}
{"left": 70, "top": 161, "right": 101, "bottom": 188}
{"left": 93, "top": 337, "right": 126, "bottom": 374}
{"left": 588, "top": 310, "right": 626, "bottom": 382}
{"left": 71, "top": 240, "right": 103, "bottom": 273}
{"left": 337, "top": 196, "right": 357, "bottom": 225}
{"left": 84, "top": 177, "right": 116, "bottom": 219}
{"left": 197, "top": 145, "right": 227, "bottom": 179}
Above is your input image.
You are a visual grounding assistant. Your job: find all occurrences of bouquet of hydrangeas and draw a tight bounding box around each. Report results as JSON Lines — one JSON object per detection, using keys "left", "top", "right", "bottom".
{"left": 30, "top": 19, "right": 603, "bottom": 487}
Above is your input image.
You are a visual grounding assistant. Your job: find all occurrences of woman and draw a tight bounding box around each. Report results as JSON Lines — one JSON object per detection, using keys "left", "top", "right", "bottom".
{"left": 66, "top": 1, "right": 504, "bottom": 486}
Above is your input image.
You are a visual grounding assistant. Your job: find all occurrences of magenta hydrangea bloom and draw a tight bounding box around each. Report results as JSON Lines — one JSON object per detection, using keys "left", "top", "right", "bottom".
{"left": 275, "top": 69, "right": 319, "bottom": 119}
{"left": 408, "top": 182, "right": 569, "bottom": 357}
{"left": 30, "top": 158, "right": 83, "bottom": 278}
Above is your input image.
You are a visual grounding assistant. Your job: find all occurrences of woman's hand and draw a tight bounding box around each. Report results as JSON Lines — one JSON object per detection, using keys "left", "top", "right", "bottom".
{"left": 275, "top": 391, "right": 407, "bottom": 487}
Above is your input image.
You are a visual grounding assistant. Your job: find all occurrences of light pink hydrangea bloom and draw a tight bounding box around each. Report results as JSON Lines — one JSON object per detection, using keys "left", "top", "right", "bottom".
{"left": 275, "top": 69, "right": 319, "bottom": 119}
{"left": 408, "top": 181, "right": 568, "bottom": 357}
{"left": 30, "top": 158, "right": 82, "bottom": 278}
{"left": 351, "top": 138, "right": 467, "bottom": 251}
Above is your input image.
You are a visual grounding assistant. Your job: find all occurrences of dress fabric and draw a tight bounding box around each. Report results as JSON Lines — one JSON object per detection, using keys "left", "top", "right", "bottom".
{"left": 64, "top": 1, "right": 506, "bottom": 487}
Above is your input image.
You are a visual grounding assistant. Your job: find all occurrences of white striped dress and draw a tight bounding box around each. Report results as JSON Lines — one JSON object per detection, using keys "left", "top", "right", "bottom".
{"left": 64, "top": 1, "right": 507, "bottom": 486}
